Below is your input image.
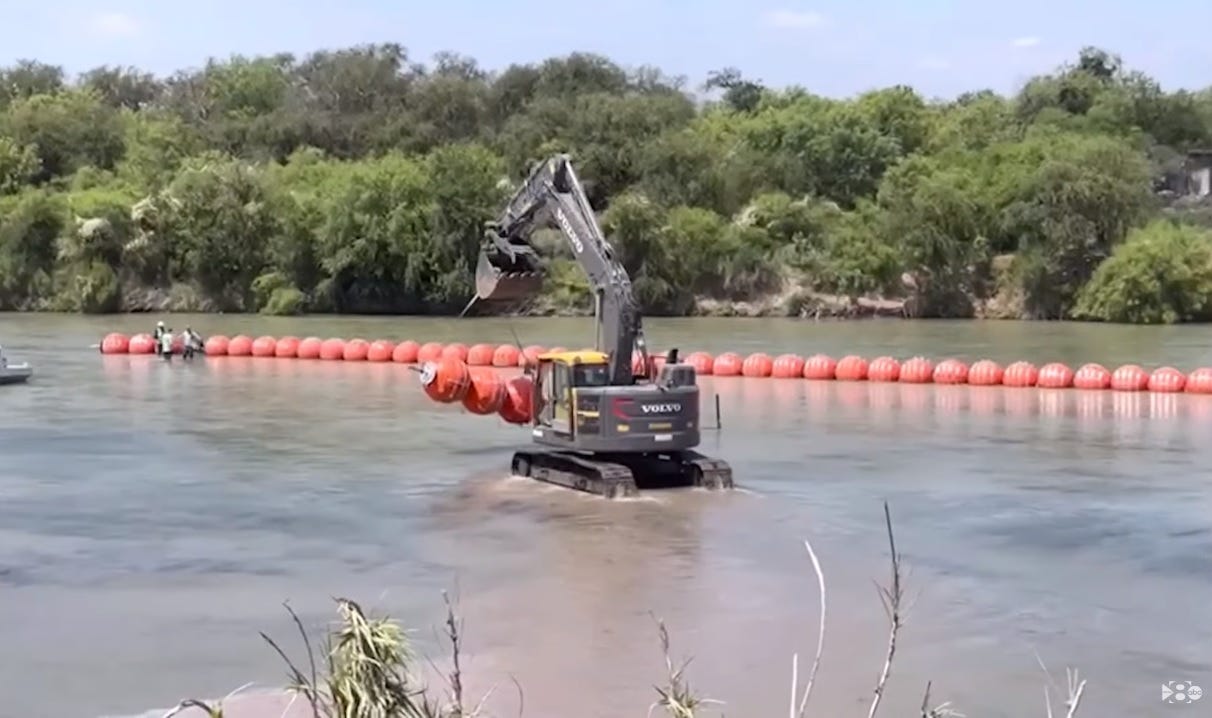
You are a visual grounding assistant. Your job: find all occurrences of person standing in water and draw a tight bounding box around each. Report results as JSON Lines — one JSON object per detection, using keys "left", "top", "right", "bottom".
{"left": 160, "top": 327, "right": 175, "bottom": 360}
{"left": 182, "top": 327, "right": 202, "bottom": 359}
{"left": 153, "top": 321, "right": 166, "bottom": 356}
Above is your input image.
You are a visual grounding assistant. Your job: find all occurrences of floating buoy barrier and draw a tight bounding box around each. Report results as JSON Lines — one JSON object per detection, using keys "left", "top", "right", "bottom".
{"left": 96, "top": 332, "right": 1212, "bottom": 400}
{"left": 462, "top": 366, "right": 506, "bottom": 415}
{"left": 419, "top": 357, "right": 471, "bottom": 403}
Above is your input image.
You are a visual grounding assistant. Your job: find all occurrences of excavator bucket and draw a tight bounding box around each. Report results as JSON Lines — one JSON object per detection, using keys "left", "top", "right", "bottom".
{"left": 475, "top": 248, "right": 545, "bottom": 302}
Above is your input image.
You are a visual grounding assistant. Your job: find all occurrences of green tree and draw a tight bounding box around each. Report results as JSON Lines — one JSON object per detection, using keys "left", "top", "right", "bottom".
{"left": 0, "top": 44, "right": 1207, "bottom": 321}
{"left": 1073, "top": 221, "right": 1212, "bottom": 323}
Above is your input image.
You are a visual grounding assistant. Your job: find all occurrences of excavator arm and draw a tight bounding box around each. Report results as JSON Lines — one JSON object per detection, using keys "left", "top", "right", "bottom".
{"left": 474, "top": 154, "right": 650, "bottom": 386}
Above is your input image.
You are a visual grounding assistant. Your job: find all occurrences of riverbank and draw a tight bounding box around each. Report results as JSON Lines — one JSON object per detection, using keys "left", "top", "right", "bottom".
{"left": 1, "top": 289, "right": 913, "bottom": 319}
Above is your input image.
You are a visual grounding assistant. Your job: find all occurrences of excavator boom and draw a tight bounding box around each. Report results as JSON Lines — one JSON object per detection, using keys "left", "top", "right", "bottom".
{"left": 474, "top": 154, "right": 647, "bottom": 386}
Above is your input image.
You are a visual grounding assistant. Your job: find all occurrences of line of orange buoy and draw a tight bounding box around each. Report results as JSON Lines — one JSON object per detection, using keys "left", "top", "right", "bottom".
{"left": 97, "top": 332, "right": 1212, "bottom": 395}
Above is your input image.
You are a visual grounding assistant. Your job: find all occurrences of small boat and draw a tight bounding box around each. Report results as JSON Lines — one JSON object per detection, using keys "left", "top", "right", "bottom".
{"left": 0, "top": 360, "right": 32, "bottom": 385}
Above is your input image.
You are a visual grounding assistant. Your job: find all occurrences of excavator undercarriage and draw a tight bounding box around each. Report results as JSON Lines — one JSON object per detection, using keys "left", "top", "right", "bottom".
{"left": 510, "top": 449, "right": 734, "bottom": 499}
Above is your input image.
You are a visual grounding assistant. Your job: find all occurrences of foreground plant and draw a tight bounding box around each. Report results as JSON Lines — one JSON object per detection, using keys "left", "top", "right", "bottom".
{"left": 164, "top": 502, "right": 1087, "bottom": 718}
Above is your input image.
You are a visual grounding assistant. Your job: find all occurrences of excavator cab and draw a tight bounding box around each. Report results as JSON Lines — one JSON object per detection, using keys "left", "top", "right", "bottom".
{"left": 531, "top": 351, "right": 611, "bottom": 438}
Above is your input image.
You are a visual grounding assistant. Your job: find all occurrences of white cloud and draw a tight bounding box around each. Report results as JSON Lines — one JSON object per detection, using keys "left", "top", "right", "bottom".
{"left": 91, "top": 12, "right": 140, "bottom": 37}
{"left": 762, "top": 10, "right": 827, "bottom": 30}
{"left": 917, "top": 57, "right": 950, "bottom": 71}
{"left": 1011, "top": 36, "right": 1041, "bottom": 48}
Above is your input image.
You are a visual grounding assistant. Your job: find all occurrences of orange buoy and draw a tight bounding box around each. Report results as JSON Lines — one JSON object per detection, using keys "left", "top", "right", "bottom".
{"left": 420, "top": 357, "right": 471, "bottom": 403}
{"left": 1185, "top": 367, "right": 1212, "bottom": 394}
{"left": 317, "top": 338, "right": 345, "bottom": 360}
{"left": 203, "top": 335, "right": 229, "bottom": 356}
{"left": 900, "top": 357, "right": 934, "bottom": 384}
{"left": 492, "top": 344, "right": 521, "bottom": 367}
{"left": 442, "top": 343, "right": 469, "bottom": 362}
{"left": 228, "top": 335, "right": 254, "bottom": 357}
{"left": 742, "top": 352, "right": 774, "bottom": 378}
{"left": 867, "top": 356, "right": 900, "bottom": 382}
{"left": 417, "top": 342, "right": 444, "bottom": 363}
{"left": 835, "top": 355, "right": 868, "bottom": 381}
{"left": 968, "top": 360, "right": 1004, "bottom": 386}
{"left": 463, "top": 367, "right": 507, "bottom": 415}
{"left": 803, "top": 354, "right": 837, "bottom": 380}
{"left": 713, "top": 352, "right": 743, "bottom": 376}
{"left": 392, "top": 340, "right": 420, "bottom": 363}
{"left": 297, "top": 337, "right": 323, "bottom": 359}
{"left": 274, "top": 336, "right": 300, "bottom": 358}
{"left": 1110, "top": 364, "right": 1148, "bottom": 392}
{"left": 170, "top": 335, "right": 185, "bottom": 354}
{"left": 343, "top": 338, "right": 370, "bottom": 361}
{"left": 251, "top": 336, "right": 277, "bottom": 357}
{"left": 933, "top": 359, "right": 969, "bottom": 385}
{"left": 466, "top": 343, "right": 495, "bottom": 366}
{"left": 1073, "top": 363, "right": 1111, "bottom": 390}
{"left": 1148, "top": 366, "right": 1186, "bottom": 393}
{"left": 129, "top": 333, "right": 156, "bottom": 354}
{"left": 519, "top": 345, "right": 545, "bottom": 368}
{"left": 685, "top": 351, "right": 714, "bottom": 375}
{"left": 772, "top": 354, "right": 805, "bottom": 378}
{"left": 1037, "top": 362, "right": 1074, "bottom": 389}
{"left": 1003, "top": 361, "right": 1039, "bottom": 388}
{"left": 367, "top": 340, "right": 394, "bottom": 362}
{"left": 101, "top": 333, "right": 129, "bottom": 354}
{"left": 499, "top": 375, "right": 535, "bottom": 424}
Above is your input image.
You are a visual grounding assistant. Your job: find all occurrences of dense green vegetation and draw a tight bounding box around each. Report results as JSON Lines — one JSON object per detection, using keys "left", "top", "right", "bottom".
{"left": 1, "top": 45, "right": 1211, "bottom": 322}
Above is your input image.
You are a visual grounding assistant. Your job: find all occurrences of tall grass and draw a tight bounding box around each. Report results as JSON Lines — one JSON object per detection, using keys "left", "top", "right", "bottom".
{"left": 161, "top": 502, "right": 1087, "bottom": 718}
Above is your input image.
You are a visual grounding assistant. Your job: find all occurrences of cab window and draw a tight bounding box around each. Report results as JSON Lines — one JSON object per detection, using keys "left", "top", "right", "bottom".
{"left": 572, "top": 364, "right": 609, "bottom": 387}
{"left": 552, "top": 361, "right": 568, "bottom": 397}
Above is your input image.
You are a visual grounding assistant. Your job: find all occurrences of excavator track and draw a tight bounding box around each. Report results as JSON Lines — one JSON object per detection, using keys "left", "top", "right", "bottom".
{"left": 681, "top": 450, "right": 735, "bottom": 490}
{"left": 510, "top": 449, "right": 733, "bottom": 499}
{"left": 511, "top": 451, "right": 639, "bottom": 498}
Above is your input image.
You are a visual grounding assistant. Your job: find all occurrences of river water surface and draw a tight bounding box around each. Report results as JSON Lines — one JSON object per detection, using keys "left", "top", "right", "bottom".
{"left": 2, "top": 314, "right": 1211, "bottom": 718}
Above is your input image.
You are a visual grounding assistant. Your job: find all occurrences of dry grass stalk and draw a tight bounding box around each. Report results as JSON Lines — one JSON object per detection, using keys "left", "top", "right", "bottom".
{"left": 919, "top": 681, "right": 964, "bottom": 717}
{"left": 260, "top": 597, "right": 432, "bottom": 718}
{"left": 159, "top": 682, "right": 255, "bottom": 717}
{"left": 422, "top": 590, "right": 505, "bottom": 718}
{"left": 867, "top": 501, "right": 904, "bottom": 718}
{"left": 788, "top": 537, "right": 826, "bottom": 718}
{"left": 1036, "top": 653, "right": 1088, "bottom": 718}
{"left": 647, "top": 617, "right": 722, "bottom": 718}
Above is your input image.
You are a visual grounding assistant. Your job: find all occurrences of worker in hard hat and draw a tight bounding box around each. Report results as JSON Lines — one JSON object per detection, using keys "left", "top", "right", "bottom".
{"left": 153, "top": 320, "right": 167, "bottom": 356}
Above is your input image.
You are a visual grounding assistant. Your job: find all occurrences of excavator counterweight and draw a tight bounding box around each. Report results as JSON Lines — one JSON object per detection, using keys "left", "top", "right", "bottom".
{"left": 467, "top": 154, "right": 734, "bottom": 498}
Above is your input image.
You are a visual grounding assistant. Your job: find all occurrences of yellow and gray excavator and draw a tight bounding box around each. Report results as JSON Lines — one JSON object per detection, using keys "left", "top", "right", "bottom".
{"left": 472, "top": 154, "right": 733, "bottom": 498}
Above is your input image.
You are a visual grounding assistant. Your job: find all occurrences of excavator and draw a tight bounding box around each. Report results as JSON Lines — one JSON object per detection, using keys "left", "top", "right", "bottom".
{"left": 470, "top": 154, "right": 734, "bottom": 498}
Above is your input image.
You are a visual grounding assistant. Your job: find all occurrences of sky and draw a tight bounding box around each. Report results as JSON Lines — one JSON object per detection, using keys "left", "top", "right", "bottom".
{"left": 3, "top": 0, "right": 1211, "bottom": 100}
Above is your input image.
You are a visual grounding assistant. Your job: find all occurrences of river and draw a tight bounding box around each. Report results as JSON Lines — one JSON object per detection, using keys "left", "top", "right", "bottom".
{"left": 1, "top": 313, "right": 1210, "bottom": 718}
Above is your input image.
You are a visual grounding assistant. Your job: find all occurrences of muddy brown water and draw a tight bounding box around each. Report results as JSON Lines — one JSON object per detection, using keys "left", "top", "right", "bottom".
{"left": 1, "top": 314, "right": 1210, "bottom": 718}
